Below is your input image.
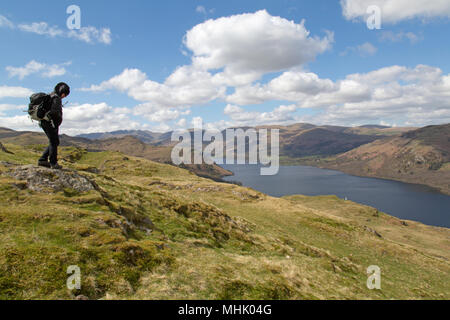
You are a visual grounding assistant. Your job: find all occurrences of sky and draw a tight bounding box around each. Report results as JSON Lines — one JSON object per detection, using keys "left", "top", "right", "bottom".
{"left": 1, "top": 0, "right": 450, "bottom": 135}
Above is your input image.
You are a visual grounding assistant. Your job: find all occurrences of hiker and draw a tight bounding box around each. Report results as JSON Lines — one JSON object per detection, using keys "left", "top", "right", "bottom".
{"left": 37, "top": 82, "right": 70, "bottom": 170}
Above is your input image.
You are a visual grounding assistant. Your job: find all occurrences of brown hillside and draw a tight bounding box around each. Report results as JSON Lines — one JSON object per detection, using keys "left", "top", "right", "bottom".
{"left": 310, "top": 124, "right": 450, "bottom": 195}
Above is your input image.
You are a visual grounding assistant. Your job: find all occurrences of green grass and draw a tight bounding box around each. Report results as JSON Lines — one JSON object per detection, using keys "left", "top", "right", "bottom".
{"left": 0, "top": 143, "right": 449, "bottom": 300}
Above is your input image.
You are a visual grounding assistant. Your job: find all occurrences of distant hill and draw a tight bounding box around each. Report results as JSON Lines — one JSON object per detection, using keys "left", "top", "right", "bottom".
{"left": 359, "top": 125, "right": 390, "bottom": 129}
{"left": 75, "top": 123, "right": 415, "bottom": 156}
{"left": 0, "top": 129, "right": 231, "bottom": 181}
{"left": 0, "top": 122, "right": 421, "bottom": 182}
{"left": 305, "top": 124, "right": 450, "bottom": 195}
{"left": 280, "top": 128, "right": 380, "bottom": 158}
{"left": 77, "top": 130, "right": 173, "bottom": 145}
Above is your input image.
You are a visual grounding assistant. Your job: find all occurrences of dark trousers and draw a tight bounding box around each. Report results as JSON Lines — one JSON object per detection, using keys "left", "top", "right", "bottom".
{"left": 39, "top": 120, "right": 60, "bottom": 165}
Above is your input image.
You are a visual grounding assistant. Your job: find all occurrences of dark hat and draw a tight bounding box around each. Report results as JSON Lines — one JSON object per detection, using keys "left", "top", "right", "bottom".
{"left": 55, "top": 82, "right": 70, "bottom": 97}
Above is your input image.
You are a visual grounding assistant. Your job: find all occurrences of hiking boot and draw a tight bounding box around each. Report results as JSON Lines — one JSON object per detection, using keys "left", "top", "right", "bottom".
{"left": 50, "top": 163, "right": 63, "bottom": 170}
{"left": 38, "top": 160, "right": 51, "bottom": 168}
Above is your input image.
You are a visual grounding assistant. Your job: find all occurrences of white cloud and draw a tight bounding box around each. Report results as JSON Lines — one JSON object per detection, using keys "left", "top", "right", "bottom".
{"left": 356, "top": 42, "right": 377, "bottom": 56}
{"left": 0, "top": 115, "right": 37, "bottom": 132}
{"left": 298, "top": 65, "right": 450, "bottom": 126}
{"left": 341, "top": 0, "right": 450, "bottom": 23}
{"left": 67, "top": 27, "right": 112, "bottom": 45}
{"left": 196, "top": 5, "right": 215, "bottom": 16}
{"left": 83, "top": 11, "right": 332, "bottom": 108}
{"left": 185, "top": 10, "right": 333, "bottom": 80}
{"left": 0, "top": 102, "right": 186, "bottom": 135}
{"left": 133, "top": 102, "right": 191, "bottom": 122}
{"left": 60, "top": 103, "right": 141, "bottom": 136}
{"left": 84, "top": 68, "right": 147, "bottom": 92}
{"left": 18, "top": 22, "right": 64, "bottom": 37}
{"left": 0, "top": 15, "right": 14, "bottom": 29}
{"left": 0, "top": 106, "right": 136, "bottom": 135}
{"left": 341, "top": 42, "right": 377, "bottom": 57}
{"left": 77, "top": 10, "right": 450, "bottom": 129}
{"left": 6, "top": 60, "right": 71, "bottom": 80}
{"left": 223, "top": 104, "right": 298, "bottom": 126}
{"left": 223, "top": 64, "right": 450, "bottom": 127}
{"left": 15, "top": 20, "right": 112, "bottom": 44}
{"left": 0, "top": 86, "right": 33, "bottom": 99}
{"left": 176, "top": 118, "right": 187, "bottom": 127}
{"left": 0, "top": 104, "right": 26, "bottom": 116}
{"left": 227, "top": 70, "right": 337, "bottom": 105}
{"left": 82, "top": 67, "right": 226, "bottom": 107}
{"left": 379, "top": 31, "right": 423, "bottom": 44}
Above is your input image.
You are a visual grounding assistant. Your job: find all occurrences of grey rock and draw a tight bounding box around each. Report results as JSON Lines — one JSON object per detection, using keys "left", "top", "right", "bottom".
{"left": 8, "top": 165, "right": 95, "bottom": 193}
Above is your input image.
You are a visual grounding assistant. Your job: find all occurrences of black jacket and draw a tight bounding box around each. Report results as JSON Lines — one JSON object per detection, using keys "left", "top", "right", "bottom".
{"left": 48, "top": 92, "right": 63, "bottom": 127}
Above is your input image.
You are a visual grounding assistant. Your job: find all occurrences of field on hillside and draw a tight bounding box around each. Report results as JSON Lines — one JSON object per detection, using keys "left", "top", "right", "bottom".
{"left": 0, "top": 144, "right": 449, "bottom": 300}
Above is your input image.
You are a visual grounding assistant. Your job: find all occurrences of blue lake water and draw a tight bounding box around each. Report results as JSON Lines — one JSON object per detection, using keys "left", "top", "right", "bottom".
{"left": 221, "top": 164, "right": 450, "bottom": 228}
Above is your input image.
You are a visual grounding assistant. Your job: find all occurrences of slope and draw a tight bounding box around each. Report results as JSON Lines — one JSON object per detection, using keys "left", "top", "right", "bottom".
{"left": 0, "top": 143, "right": 448, "bottom": 300}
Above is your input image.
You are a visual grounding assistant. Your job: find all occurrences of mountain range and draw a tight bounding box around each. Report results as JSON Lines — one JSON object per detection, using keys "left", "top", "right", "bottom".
{"left": 296, "top": 124, "right": 450, "bottom": 195}
{"left": 1, "top": 123, "right": 448, "bottom": 194}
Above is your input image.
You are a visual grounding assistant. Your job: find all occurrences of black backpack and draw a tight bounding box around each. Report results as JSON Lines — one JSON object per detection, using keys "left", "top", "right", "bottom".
{"left": 28, "top": 93, "right": 52, "bottom": 121}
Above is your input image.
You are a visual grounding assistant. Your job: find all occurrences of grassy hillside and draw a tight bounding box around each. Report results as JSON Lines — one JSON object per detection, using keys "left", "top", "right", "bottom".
{"left": 297, "top": 124, "right": 450, "bottom": 195}
{"left": 0, "top": 143, "right": 448, "bottom": 300}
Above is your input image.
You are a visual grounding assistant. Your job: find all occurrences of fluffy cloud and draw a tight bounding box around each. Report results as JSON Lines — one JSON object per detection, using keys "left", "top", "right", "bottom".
{"left": 341, "top": 0, "right": 450, "bottom": 23}
{"left": 227, "top": 70, "right": 337, "bottom": 105}
{"left": 185, "top": 10, "right": 333, "bottom": 81}
{"left": 299, "top": 65, "right": 450, "bottom": 126}
{"left": 58, "top": 103, "right": 141, "bottom": 135}
{"left": 83, "top": 67, "right": 226, "bottom": 107}
{"left": 0, "top": 103, "right": 137, "bottom": 135}
{"left": 0, "top": 102, "right": 182, "bottom": 135}
{"left": 0, "top": 104, "right": 26, "bottom": 116}
{"left": 6, "top": 60, "right": 71, "bottom": 80}
{"left": 78, "top": 10, "right": 449, "bottom": 129}
{"left": 67, "top": 27, "right": 112, "bottom": 45}
{"left": 0, "top": 86, "right": 33, "bottom": 99}
{"left": 133, "top": 102, "right": 191, "bottom": 122}
{"left": 0, "top": 115, "right": 37, "bottom": 132}
{"left": 224, "top": 104, "right": 298, "bottom": 126}
{"left": 18, "top": 22, "right": 64, "bottom": 37}
{"left": 1, "top": 17, "right": 112, "bottom": 44}
{"left": 223, "top": 64, "right": 450, "bottom": 127}
{"left": 83, "top": 10, "right": 332, "bottom": 108}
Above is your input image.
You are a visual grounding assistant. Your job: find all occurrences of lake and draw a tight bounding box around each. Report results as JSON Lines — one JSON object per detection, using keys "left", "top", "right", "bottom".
{"left": 221, "top": 164, "right": 450, "bottom": 228}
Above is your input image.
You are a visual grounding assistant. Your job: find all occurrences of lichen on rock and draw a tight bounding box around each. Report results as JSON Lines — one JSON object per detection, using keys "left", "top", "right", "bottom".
{"left": 7, "top": 165, "right": 95, "bottom": 193}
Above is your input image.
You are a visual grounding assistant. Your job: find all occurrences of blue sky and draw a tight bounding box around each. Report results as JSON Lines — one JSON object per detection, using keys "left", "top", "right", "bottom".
{"left": 1, "top": 0, "right": 450, "bottom": 135}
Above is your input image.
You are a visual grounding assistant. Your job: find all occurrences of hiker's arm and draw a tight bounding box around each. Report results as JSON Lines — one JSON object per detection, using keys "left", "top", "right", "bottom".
{"left": 48, "top": 96, "right": 63, "bottom": 127}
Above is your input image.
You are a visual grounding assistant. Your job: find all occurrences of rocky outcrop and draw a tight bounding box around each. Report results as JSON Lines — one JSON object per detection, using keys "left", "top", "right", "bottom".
{"left": 7, "top": 165, "right": 95, "bottom": 193}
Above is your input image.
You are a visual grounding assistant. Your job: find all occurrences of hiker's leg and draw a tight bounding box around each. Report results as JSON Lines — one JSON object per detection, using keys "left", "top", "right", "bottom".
{"left": 48, "top": 127, "right": 60, "bottom": 165}
{"left": 39, "top": 121, "right": 59, "bottom": 164}
{"left": 39, "top": 121, "right": 52, "bottom": 162}
{"left": 39, "top": 147, "right": 50, "bottom": 162}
